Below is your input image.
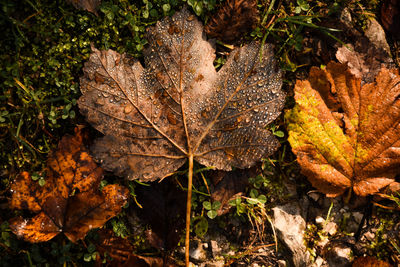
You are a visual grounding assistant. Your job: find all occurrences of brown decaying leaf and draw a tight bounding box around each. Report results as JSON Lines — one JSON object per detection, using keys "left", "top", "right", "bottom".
{"left": 94, "top": 229, "right": 133, "bottom": 262}
{"left": 122, "top": 254, "right": 176, "bottom": 267}
{"left": 352, "top": 256, "right": 392, "bottom": 267}
{"left": 94, "top": 229, "right": 177, "bottom": 267}
{"left": 210, "top": 167, "right": 258, "bottom": 216}
{"left": 286, "top": 62, "right": 400, "bottom": 197}
{"left": 334, "top": 18, "right": 394, "bottom": 85}
{"left": 381, "top": 0, "right": 400, "bottom": 40}
{"left": 336, "top": 42, "right": 393, "bottom": 85}
{"left": 301, "top": 11, "right": 393, "bottom": 80}
{"left": 67, "top": 0, "right": 101, "bottom": 15}
{"left": 78, "top": 8, "right": 284, "bottom": 264}
{"left": 78, "top": 7, "right": 284, "bottom": 182}
{"left": 9, "top": 129, "right": 129, "bottom": 243}
{"left": 204, "top": 0, "right": 259, "bottom": 44}
{"left": 133, "top": 179, "right": 186, "bottom": 252}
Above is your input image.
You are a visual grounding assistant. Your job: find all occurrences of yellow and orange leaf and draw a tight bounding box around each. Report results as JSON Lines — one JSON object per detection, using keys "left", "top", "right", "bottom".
{"left": 9, "top": 129, "right": 129, "bottom": 243}
{"left": 286, "top": 62, "right": 400, "bottom": 197}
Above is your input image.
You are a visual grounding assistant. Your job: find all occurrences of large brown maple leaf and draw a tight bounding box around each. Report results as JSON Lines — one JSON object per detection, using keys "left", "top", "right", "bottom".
{"left": 9, "top": 129, "right": 128, "bottom": 243}
{"left": 286, "top": 62, "right": 400, "bottom": 197}
{"left": 78, "top": 8, "right": 285, "bottom": 181}
{"left": 78, "top": 8, "right": 285, "bottom": 264}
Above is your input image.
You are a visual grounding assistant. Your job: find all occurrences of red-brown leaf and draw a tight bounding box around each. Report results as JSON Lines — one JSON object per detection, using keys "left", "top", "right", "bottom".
{"left": 9, "top": 129, "right": 129, "bottom": 243}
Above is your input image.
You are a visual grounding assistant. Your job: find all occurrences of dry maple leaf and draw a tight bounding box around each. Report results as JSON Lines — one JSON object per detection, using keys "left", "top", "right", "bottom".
{"left": 9, "top": 129, "right": 129, "bottom": 243}
{"left": 78, "top": 7, "right": 284, "bottom": 181}
{"left": 78, "top": 8, "right": 284, "bottom": 263}
{"left": 286, "top": 62, "right": 400, "bottom": 197}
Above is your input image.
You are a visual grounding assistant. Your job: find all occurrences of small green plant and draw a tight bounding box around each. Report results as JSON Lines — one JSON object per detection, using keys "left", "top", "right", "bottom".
{"left": 203, "top": 200, "right": 221, "bottom": 219}
{"left": 294, "top": 0, "right": 310, "bottom": 14}
{"left": 111, "top": 217, "right": 129, "bottom": 238}
{"left": 246, "top": 189, "right": 267, "bottom": 205}
{"left": 269, "top": 123, "right": 285, "bottom": 138}
{"left": 228, "top": 191, "right": 269, "bottom": 241}
{"left": 303, "top": 223, "right": 322, "bottom": 259}
{"left": 83, "top": 243, "right": 98, "bottom": 262}
{"left": 193, "top": 215, "right": 209, "bottom": 238}
{"left": 214, "top": 56, "right": 227, "bottom": 69}
{"left": 0, "top": 221, "right": 13, "bottom": 249}
{"left": 229, "top": 190, "right": 267, "bottom": 220}
{"left": 184, "top": 0, "right": 217, "bottom": 16}
{"left": 31, "top": 172, "right": 46, "bottom": 187}
{"left": 0, "top": 110, "right": 8, "bottom": 123}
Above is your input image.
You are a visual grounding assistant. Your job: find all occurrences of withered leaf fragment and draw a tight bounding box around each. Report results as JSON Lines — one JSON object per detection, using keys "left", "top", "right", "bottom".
{"left": 94, "top": 229, "right": 133, "bottom": 262}
{"left": 67, "top": 0, "right": 101, "bottom": 15}
{"left": 205, "top": 0, "right": 259, "bottom": 44}
{"left": 133, "top": 179, "right": 186, "bottom": 252}
{"left": 286, "top": 62, "right": 400, "bottom": 197}
{"left": 9, "top": 129, "right": 129, "bottom": 243}
{"left": 210, "top": 167, "right": 257, "bottom": 216}
{"left": 381, "top": 0, "right": 400, "bottom": 40}
{"left": 352, "top": 256, "right": 392, "bottom": 267}
{"left": 78, "top": 7, "right": 285, "bottom": 181}
{"left": 94, "top": 229, "right": 177, "bottom": 267}
{"left": 336, "top": 42, "right": 393, "bottom": 85}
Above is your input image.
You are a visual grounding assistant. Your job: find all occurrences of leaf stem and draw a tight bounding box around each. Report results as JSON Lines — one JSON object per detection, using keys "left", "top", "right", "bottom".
{"left": 185, "top": 153, "right": 194, "bottom": 266}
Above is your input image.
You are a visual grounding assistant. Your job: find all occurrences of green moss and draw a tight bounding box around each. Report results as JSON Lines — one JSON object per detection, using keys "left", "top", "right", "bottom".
{"left": 367, "top": 211, "right": 399, "bottom": 262}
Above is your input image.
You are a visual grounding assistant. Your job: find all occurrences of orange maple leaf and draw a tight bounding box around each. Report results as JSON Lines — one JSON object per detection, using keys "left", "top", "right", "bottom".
{"left": 9, "top": 128, "right": 129, "bottom": 243}
{"left": 286, "top": 62, "right": 400, "bottom": 197}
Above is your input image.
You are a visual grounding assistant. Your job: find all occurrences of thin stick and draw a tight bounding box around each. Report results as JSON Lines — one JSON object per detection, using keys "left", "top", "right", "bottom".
{"left": 185, "top": 154, "right": 194, "bottom": 266}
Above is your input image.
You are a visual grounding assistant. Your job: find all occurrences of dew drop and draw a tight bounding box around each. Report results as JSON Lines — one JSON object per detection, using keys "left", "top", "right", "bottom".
{"left": 124, "top": 105, "right": 133, "bottom": 114}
